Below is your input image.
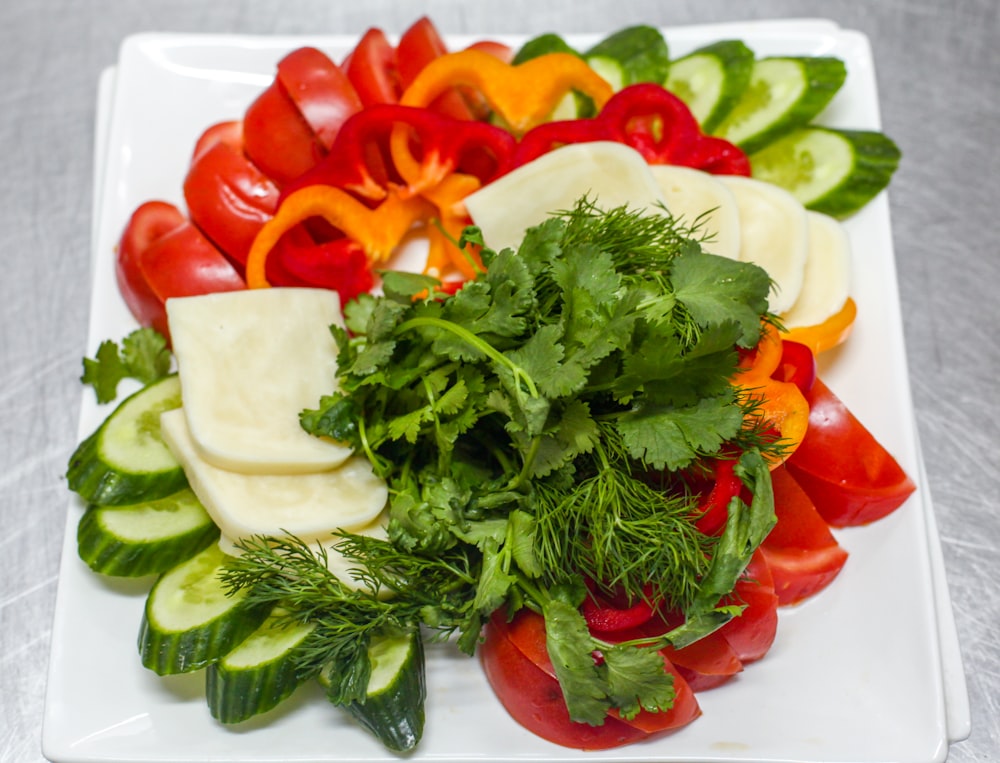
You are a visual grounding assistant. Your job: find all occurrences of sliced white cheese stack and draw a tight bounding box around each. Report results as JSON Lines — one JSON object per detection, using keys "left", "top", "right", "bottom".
{"left": 161, "top": 408, "right": 388, "bottom": 543}
{"left": 167, "top": 288, "right": 352, "bottom": 474}
{"left": 781, "top": 211, "right": 853, "bottom": 328}
{"left": 464, "top": 141, "right": 668, "bottom": 253}
{"left": 720, "top": 175, "right": 809, "bottom": 314}
{"left": 649, "top": 165, "right": 741, "bottom": 260}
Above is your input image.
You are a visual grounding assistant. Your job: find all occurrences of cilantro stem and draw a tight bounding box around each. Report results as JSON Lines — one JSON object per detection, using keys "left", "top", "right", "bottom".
{"left": 395, "top": 316, "right": 539, "bottom": 398}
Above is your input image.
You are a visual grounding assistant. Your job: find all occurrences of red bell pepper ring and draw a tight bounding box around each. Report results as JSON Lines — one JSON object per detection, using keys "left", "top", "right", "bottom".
{"left": 691, "top": 457, "right": 744, "bottom": 536}
{"left": 784, "top": 377, "right": 916, "bottom": 527}
{"left": 771, "top": 338, "right": 818, "bottom": 395}
{"left": 283, "top": 104, "right": 517, "bottom": 202}
{"left": 513, "top": 83, "right": 751, "bottom": 176}
{"left": 579, "top": 581, "right": 656, "bottom": 633}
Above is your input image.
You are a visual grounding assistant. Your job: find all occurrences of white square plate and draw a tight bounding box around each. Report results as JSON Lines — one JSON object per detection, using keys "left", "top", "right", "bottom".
{"left": 43, "top": 19, "right": 969, "bottom": 763}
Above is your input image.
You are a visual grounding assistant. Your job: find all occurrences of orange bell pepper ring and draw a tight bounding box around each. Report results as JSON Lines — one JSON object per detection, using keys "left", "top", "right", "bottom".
{"left": 399, "top": 49, "right": 615, "bottom": 135}
{"left": 783, "top": 297, "right": 857, "bottom": 356}
{"left": 732, "top": 321, "right": 783, "bottom": 384}
{"left": 245, "top": 185, "right": 433, "bottom": 288}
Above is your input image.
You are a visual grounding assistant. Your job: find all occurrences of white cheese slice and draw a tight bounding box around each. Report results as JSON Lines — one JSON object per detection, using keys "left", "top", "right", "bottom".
{"left": 781, "top": 211, "right": 853, "bottom": 329}
{"left": 463, "top": 141, "right": 668, "bottom": 253}
{"left": 160, "top": 408, "right": 387, "bottom": 542}
{"left": 720, "top": 175, "right": 809, "bottom": 314}
{"left": 218, "top": 511, "right": 390, "bottom": 592}
{"left": 649, "top": 165, "right": 741, "bottom": 260}
{"left": 166, "top": 288, "right": 351, "bottom": 474}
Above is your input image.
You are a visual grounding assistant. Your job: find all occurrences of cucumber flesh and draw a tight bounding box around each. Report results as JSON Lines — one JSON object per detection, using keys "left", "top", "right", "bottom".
{"left": 712, "top": 56, "right": 847, "bottom": 154}
{"left": 67, "top": 374, "right": 186, "bottom": 506}
{"left": 665, "top": 40, "right": 754, "bottom": 133}
{"left": 325, "top": 629, "right": 426, "bottom": 752}
{"left": 750, "top": 126, "right": 901, "bottom": 218}
{"left": 77, "top": 487, "right": 219, "bottom": 577}
{"left": 206, "top": 612, "right": 317, "bottom": 724}
{"left": 138, "top": 542, "right": 270, "bottom": 675}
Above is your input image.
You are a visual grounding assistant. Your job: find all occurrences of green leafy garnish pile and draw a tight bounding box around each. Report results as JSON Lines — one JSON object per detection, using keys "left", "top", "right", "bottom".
{"left": 223, "top": 199, "right": 781, "bottom": 727}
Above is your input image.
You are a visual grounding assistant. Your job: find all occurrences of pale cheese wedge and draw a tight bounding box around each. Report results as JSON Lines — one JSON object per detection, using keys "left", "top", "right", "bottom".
{"left": 649, "top": 165, "right": 741, "bottom": 260}
{"left": 160, "top": 408, "right": 388, "bottom": 543}
{"left": 218, "top": 510, "right": 390, "bottom": 592}
{"left": 781, "top": 211, "right": 853, "bottom": 329}
{"left": 463, "top": 141, "right": 667, "bottom": 253}
{"left": 167, "top": 288, "right": 351, "bottom": 475}
{"left": 720, "top": 175, "right": 809, "bottom": 314}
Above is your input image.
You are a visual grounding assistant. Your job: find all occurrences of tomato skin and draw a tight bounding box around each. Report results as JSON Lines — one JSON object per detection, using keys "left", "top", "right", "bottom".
{"left": 760, "top": 465, "right": 849, "bottom": 605}
{"left": 116, "top": 201, "right": 186, "bottom": 337}
{"left": 480, "top": 613, "right": 648, "bottom": 750}
{"left": 276, "top": 46, "right": 363, "bottom": 150}
{"left": 242, "top": 77, "right": 325, "bottom": 186}
{"left": 716, "top": 550, "right": 779, "bottom": 664}
{"left": 661, "top": 631, "right": 743, "bottom": 692}
{"left": 117, "top": 201, "right": 245, "bottom": 341}
{"left": 784, "top": 377, "right": 916, "bottom": 527}
{"left": 183, "top": 121, "right": 279, "bottom": 266}
{"left": 343, "top": 28, "right": 399, "bottom": 107}
{"left": 396, "top": 17, "right": 476, "bottom": 120}
{"left": 489, "top": 609, "right": 701, "bottom": 743}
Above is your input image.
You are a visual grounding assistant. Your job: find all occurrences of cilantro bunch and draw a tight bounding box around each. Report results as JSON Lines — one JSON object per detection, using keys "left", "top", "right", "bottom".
{"left": 230, "top": 199, "right": 780, "bottom": 727}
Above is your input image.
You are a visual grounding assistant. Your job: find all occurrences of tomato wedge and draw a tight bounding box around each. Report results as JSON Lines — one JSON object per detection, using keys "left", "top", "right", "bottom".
{"left": 484, "top": 608, "right": 701, "bottom": 747}
{"left": 343, "top": 27, "right": 399, "bottom": 107}
{"left": 276, "top": 46, "right": 363, "bottom": 150}
{"left": 784, "top": 377, "right": 916, "bottom": 527}
{"left": 480, "top": 612, "right": 648, "bottom": 749}
{"left": 716, "top": 549, "right": 779, "bottom": 664}
{"left": 117, "top": 201, "right": 245, "bottom": 342}
{"left": 761, "top": 464, "right": 849, "bottom": 605}
{"left": 183, "top": 121, "right": 279, "bottom": 266}
{"left": 242, "top": 74, "right": 325, "bottom": 186}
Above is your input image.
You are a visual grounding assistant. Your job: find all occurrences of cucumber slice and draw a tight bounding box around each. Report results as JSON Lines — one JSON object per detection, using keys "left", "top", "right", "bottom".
{"left": 511, "top": 32, "right": 577, "bottom": 64}
{"left": 77, "top": 487, "right": 219, "bottom": 577}
{"left": 583, "top": 25, "right": 670, "bottom": 86}
{"left": 206, "top": 612, "right": 317, "bottom": 724}
{"left": 325, "top": 629, "right": 426, "bottom": 752}
{"left": 138, "top": 542, "right": 270, "bottom": 675}
{"left": 67, "top": 374, "right": 186, "bottom": 506}
{"left": 749, "top": 126, "right": 902, "bottom": 218}
{"left": 664, "top": 40, "right": 755, "bottom": 133}
{"left": 712, "top": 56, "right": 847, "bottom": 154}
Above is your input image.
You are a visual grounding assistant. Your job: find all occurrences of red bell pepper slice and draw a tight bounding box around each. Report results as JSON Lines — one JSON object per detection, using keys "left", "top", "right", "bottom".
{"left": 784, "top": 377, "right": 916, "bottom": 527}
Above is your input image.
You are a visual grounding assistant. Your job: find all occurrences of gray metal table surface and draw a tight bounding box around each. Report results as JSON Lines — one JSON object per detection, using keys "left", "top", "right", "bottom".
{"left": 2, "top": 1, "right": 996, "bottom": 761}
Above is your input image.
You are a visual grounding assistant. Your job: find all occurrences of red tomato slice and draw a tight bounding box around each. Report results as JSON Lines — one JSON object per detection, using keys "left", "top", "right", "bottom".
{"left": 276, "top": 46, "right": 363, "bottom": 150}
{"left": 760, "top": 465, "right": 849, "bottom": 605}
{"left": 183, "top": 122, "right": 279, "bottom": 265}
{"left": 343, "top": 28, "right": 399, "bottom": 107}
{"left": 191, "top": 120, "right": 243, "bottom": 162}
{"left": 661, "top": 631, "right": 743, "bottom": 692}
{"left": 396, "top": 17, "right": 476, "bottom": 120}
{"left": 717, "top": 550, "right": 779, "bottom": 664}
{"left": 493, "top": 609, "right": 701, "bottom": 738}
{"left": 465, "top": 39, "right": 514, "bottom": 64}
{"left": 116, "top": 201, "right": 186, "bottom": 337}
{"left": 480, "top": 613, "right": 648, "bottom": 750}
{"left": 243, "top": 78, "right": 325, "bottom": 186}
{"left": 784, "top": 377, "right": 916, "bottom": 527}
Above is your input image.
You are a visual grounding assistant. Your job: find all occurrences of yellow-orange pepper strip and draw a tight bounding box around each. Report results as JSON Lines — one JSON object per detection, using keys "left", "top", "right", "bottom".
{"left": 399, "top": 49, "right": 615, "bottom": 136}
{"left": 420, "top": 173, "right": 483, "bottom": 280}
{"left": 245, "top": 186, "right": 433, "bottom": 289}
{"left": 731, "top": 321, "right": 810, "bottom": 467}
{"left": 783, "top": 297, "right": 857, "bottom": 356}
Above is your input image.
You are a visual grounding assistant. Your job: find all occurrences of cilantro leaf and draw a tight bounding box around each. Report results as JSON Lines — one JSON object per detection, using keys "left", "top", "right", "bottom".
{"left": 81, "top": 328, "right": 170, "bottom": 403}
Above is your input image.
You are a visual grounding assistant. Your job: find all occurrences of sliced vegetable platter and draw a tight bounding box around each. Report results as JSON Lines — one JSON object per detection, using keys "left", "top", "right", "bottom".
{"left": 43, "top": 18, "right": 965, "bottom": 763}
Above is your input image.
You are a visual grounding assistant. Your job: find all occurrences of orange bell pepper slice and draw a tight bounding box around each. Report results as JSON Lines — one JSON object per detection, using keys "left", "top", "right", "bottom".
{"left": 399, "top": 49, "right": 614, "bottom": 135}
{"left": 245, "top": 185, "right": 433, "bottom": 288}
{"left": 782, "top": 296, "right": 857, "bottom": 355}
{"left": 732, "top": 321, "right": 810, "bottom": 466}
